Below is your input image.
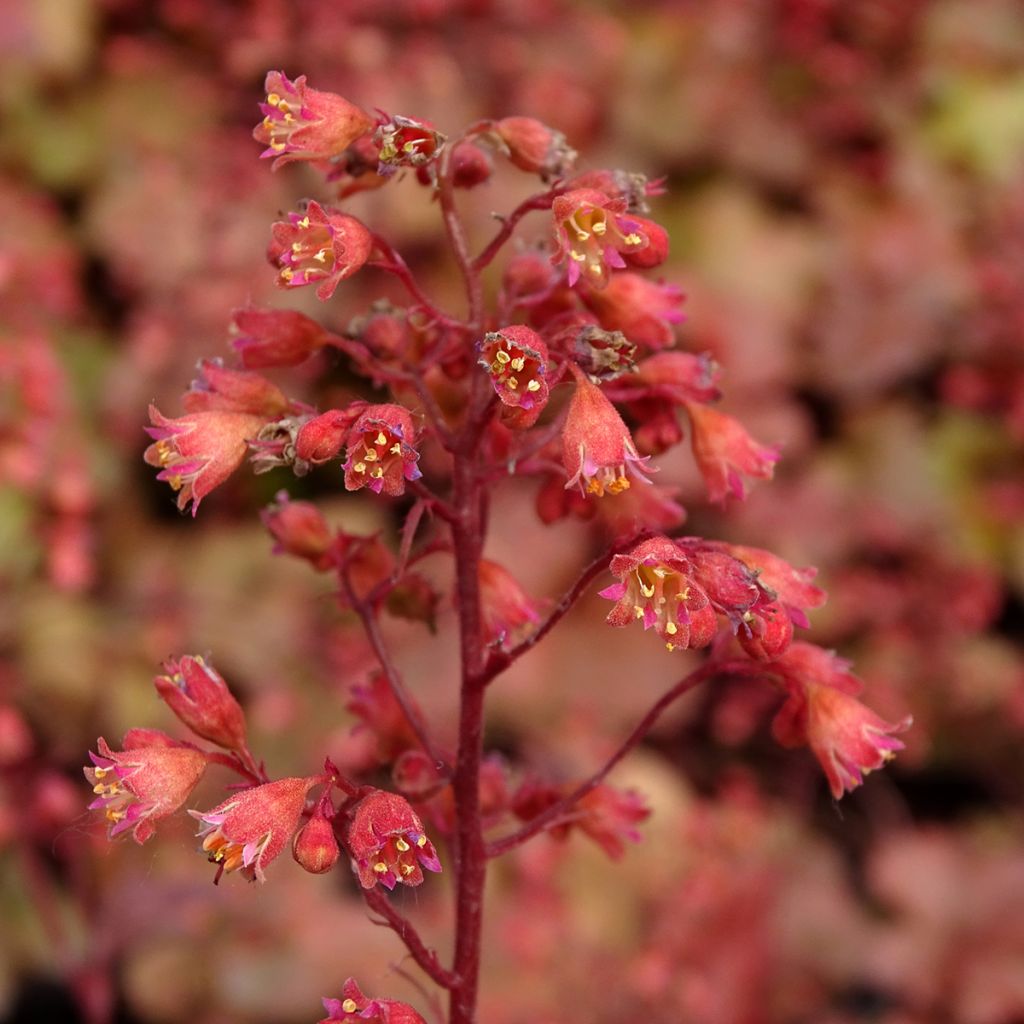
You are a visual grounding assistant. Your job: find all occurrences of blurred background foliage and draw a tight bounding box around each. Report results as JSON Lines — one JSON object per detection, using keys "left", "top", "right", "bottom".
{"left": 1, "top": 1, "right": 1023, "bottom": 1022}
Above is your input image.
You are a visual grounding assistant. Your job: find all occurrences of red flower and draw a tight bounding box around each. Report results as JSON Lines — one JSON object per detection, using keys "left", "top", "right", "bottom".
{"left": 346, "top": 670, "right": 423, "bottom": 764}
{"left": 374, "top": 115, "right": 446, "bottom": 175}
{"left": 230, "top": 307, "right": 328, "bottom": 369}
{"left": 268, "top": 200, "right": 373, "bottom": 301}
{"left": 551, "top": 188, "right": 653, "bottom": 288}
{"left": 253, "top": 71, "right": 373, "bottom": 169}
{"left": 720, "top": 544, "right": 828, "bottom": 629}
{"left": 685, "top": 402, "right": 780, "bottom": 503}
{"left": 346, "top": 790, "right": 441, "bottom": 891}
{"left": 478, "top": 325, "right": 550, "bottom": 428}
{"left": 144, "top": 405, "right": 265, "bottom": 516}
{"left": 563, "top": 373, "right": 651, "bottom": 497}
{"left": 771, "top": 643, "right": 911, "bottom": 799}
{"left": 320, "top": 979, "right": 427, "bottom": 1024}
{"left": 261, "top": 491, "right": 335, "bottom": 570}
{"left": 581, "top": 272, "right": 685, "bottom": 350}
{"left": 295, "top": 407, "right": 365, "bottom": 464}
{"left": 153, "top": 655, "right": 248, "bottom": 750}
{"left": 343, "top": 404, "right": 421, "bottom": 497}
{"left": 575, "top": 784, "right": 650, "bottom": 860}
{"left": 479, "top": 558, "right": 541, "bottom": 647}
{"left": 183, "top": 360, "right": 290, "bottom": 417}
{"left": 85, "top": 732, "right": 208, "bottom": 844}
{"left": 293, "top": 803, "right": 340, "bottom": 875}
{"left": 192, "top": 776, "right": 320, "bottom": 882}
{"left": 492, "top": 116, "right": 577, "bottom": 180}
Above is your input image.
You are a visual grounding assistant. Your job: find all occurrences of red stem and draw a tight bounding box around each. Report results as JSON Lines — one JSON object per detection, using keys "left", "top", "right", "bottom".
{"left": 472, "top": 188, "right": 565, "bottom": 273}
{"left": 362, "top": 888, "right": 457, "bottom": 988}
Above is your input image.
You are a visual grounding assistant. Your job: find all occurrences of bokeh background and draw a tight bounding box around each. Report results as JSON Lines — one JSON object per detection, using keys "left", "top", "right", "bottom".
{"left": 2, "top": 0, "right": 1024, "bottom": 1022}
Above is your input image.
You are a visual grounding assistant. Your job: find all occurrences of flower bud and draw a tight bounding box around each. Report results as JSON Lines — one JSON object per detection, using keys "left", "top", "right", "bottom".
{"left": 479, "top": 559, "right": 541, "bottom": 647}
{"left": 230, "top": 307, "right": 328, "bottom": 369}
{"left": 295, "top": 407, "right": 364, "bottom": 464}
{"left": 153, "top": 655, "right": 248, "bottom": 750}
{"left": 261, "top": 491, "right": 334, "bottom": 570}
{"left": 492, "top": 116, "right": 577, "bottom": 180}
{"left": 293, "top": 805, "right": 340, "bottom": 874}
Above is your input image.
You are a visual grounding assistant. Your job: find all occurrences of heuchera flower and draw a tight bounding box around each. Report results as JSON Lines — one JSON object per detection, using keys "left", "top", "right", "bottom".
{"left": 183, "top": 360, "right": 290, "bottom": 417}
{"left": 346, "top": 790, "right": 441, "bottom": 890}
{"left": 293, "top": 803, "right": 340, "bottom": 875}
{"left": 720, "top": 544, "right": 828, "bottom": 630}
{"left": 478, "top": 325, "right": 549, "bottom": 428}
{"left": 320, "top": 979, "right": 427, "bottom": 1024}
{"left": 230, "top": 307, "right": 328, "bottom": 369}
{"left": 570, "top": 324, "right": 637, "bottom": 382}
{"left": 346, "top": 671, "right": 423, "bottom": 764}
{"left": 253, "top": 71, "right": 373, "bottom": 169}
{"left": 85, "top": 732, "right": 208, "bottom": 844}
{"left": 771, "top": 642, "right": 911, "bottom": 799}
{"left": 575, "top": 785, "right": 650, "bottom": 860}
{"left": 261, "top": 491, "right": 335, "bottom": 571}
{"left": 581, "top": 272, "right": 685, "bottom": 350}
{"left": 479, "top": 558, "right": 541, "bottom": 647}
{"left": 343, "top": 404, "right": 422, "bottom": 496}
{"left": 153, "top": 655, "right": 248, "bottom": 750}
{"left": 295, "top": 407, "right": 366, "bottom": 465}
{"left": 268, "top": 201, "right": 373, "bottom": 301}
{"left": 144, "top": 404, "right": 265, "bottom": 516}
{"left": 192, "top": 776, "right": 320, "bottom": 882}
{"left": 552, "top": 188, "right": 652, "bottom": 288}
{"left": 492, "top": 116, "right": 577, "bottom": 180}
{"left": 685, "top": 402, "right": 780, "bottom": 503}
{"left": 374, "top": 115, "right": 446, "bottom": 175}
{"left": 563, "top": 372, "right": 651, "bottom": 497}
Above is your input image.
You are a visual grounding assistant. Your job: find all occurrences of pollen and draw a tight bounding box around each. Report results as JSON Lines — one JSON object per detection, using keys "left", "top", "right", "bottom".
{"left": 527, "top": 380, "right": 541, "bottom": 392}
{"left": 267, "top": 93, "right": 281, "bottom": 106}
{"left": 389, "top": 443, "right": 402, "bottom": 455}
{"left": 624, "top": 232, "right": 643, "bottom": 246}
{"left": 416, "top": 835, "right": 427, "bottom": 847}
{"left": 395, "top": 837, "right": 410, "bottom": 852}
{"left": 354, "top": 462, "right": 366, "bottom": 473}
{"left": 570, "top": 250, "right": 586, "bottom": 262}
{"left": 510, "top": 356, "right": 525, "bottom": 371}
{"left": 665, "top": 622, "right": 678, "bottom": 635}
{"left": 363, "top": 448, "right": 378, "bottom": 462}
{"left": 373, "top": 861, "right": 388, "bottom": 873}
{"left": 270, "top": 141, "right": 286, "bottom": 151}
{"left": 495, "top": 350, "right": 511, "bottom": 364}
{"left": 401, "top": 864, "right": 415, "bottom": 876}
{"left": 342, "top": 1000, "right": 358, "bottom": 1014}
{"left": 507, "top": 377, "right": 518, "bottom": 389}
{"left": 297, "top": 216, "right": 310, "bottom": 229}
{"left": 592, "top": 220, "right": 607, "bottom": 235}
{"left": 375, "top": 432, "right": 388, "bottom": 445}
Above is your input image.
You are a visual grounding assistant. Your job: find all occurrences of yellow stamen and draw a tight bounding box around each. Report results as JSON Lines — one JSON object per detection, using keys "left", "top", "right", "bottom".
{"left": 375, "top": 432, "right": 388, "bottom": 445}
{"left": 507, "top": 377, "right": 518, "bottom": 389}
{"left": 510, "top": 356, "right": 525, "bottom": 371}
{"left": 624, "top": 232, "right": 643, "bottom": 245}
{"left": 592, "top": 220, "right": 607, "bottom": 235}
{"left": 267, "top": 93, "right": 281, "bottom": 106}
{"left": 401, "top": 864, "right": 415, "bottom": 876}
{"left": 371, "top": 467, "right": 384, "bottom": 479}
{"left": 416, "top": 835, "right": 427, "bottom": 847}
{"left": 395, "top": 837, "right": 410, "bottom": 852}
{"left": 270, "top": 141, "right": 286, "bottom": 151}
{"left": 526, "top": 380, "right": 541, "bottom": 392}
{"left": 495, "top": 349, "right": 511, "bottom": 364}
{"left": 665, "top": 622, "right": 678, "bottom": 636}
{"left": 297, "top": 216, "right": 310, "bottom": 229}
{"left": 364, "top": 448, "right": 378, "bottom": 462}
{"left": 313, "top": 249, "right": 329, "bottom": 263}
{"left": 569, "top": 250, "right": 586, "bottom": 262}
{"left": 389, "top": 443, "right": 402, "bottom": 455}
{"left": 93, "top": 767, "right": 108, "bottom": 778}
{"left": 342, "top": 1000, "right": 358, "bottom": 1014}
{"left": 373, "top": 862, "right": 388, "bottom": 873}
{"left": 634, "top": 606, "right": 644, "bottom": 619}
{"left": 354, "top": 462, "right": 366, "bottom": 474}
{"left": 589, "top": 264, "right": 603, "bottom": 275}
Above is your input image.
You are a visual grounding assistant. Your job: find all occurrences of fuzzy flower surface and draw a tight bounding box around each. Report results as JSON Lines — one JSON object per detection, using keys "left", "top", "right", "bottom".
{"left": 685, "top": 401, "right": 779, "bottom": 503}
{"left": 85, "top": 732, "right": 208, "bottom": 844}
{"left": 343, "top": 404, "right": 421, "bottom": 496}
{"left": 254, "top": 71, "right": 373, "bottom": 169}
{"left": 192, "top": 776, "right": 319, "bottom": 882}
{"left": 154, "top": 655, "right": 247, "bottom": 750}
{"left": 478, "top": 325, "right": 549, "bottom": 428}
{"left": 346, "top": 790, "right": 441, "bottom": 891}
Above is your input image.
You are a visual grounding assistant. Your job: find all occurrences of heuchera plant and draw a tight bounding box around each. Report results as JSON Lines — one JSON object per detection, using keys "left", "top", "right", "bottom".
{"left": 86, "top": 71, "right": 911, "bottom": 1024}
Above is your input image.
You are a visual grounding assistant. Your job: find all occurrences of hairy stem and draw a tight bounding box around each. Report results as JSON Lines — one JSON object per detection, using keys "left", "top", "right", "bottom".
{"left": 362, "top": 888, "right": 457, "bottom": 989}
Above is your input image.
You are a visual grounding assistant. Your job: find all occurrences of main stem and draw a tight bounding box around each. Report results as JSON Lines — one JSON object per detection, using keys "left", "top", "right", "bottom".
{"left": 448, "top": 448, "right": 487, "bottom": 1024}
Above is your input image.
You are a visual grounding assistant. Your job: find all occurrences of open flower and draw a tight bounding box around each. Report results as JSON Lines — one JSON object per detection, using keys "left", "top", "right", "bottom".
{"left": 343, "top": 404, "right": 421, "bottom": 497}
{"left": 320, "top": 979, "right": 427, "bottom": 1024}
{"left": 144, "top": 405, "right": 265, "bottom": 516}
{"left": 85, "top": 733, "right": 208, "bottom": 844}
{"left": 581, "top": 272, "right": 685, "bottom": 350}
{"left": 153, "top": 655, "right": 247, "bottom": 750}
{"left": 563, "top": 373, "right": 652, "bottom": 497}
{"left": 230, "top": 307, "right": 329, "bottom": 369}
{"left": 346, "top": 790, "right": 441, "bottom": 890}
{"left": 268, "top": 201, "right": 373, "bottom": 301}
{"left": 192, "top": 776, "right": 320, "bottom": 882}
{"left": 771, "top": 643, "right": 911, "bottom": 798}
{"left": 478, "top": 325, "right": 549, "bottom": 428}
{"left": 685, "top": 402, "right": 779, "bottom": 503}
{"left": 374, "top": 114, "right": 446, "bottom": 174}
{"left": 552, "top": 188, "right": 652, "bottom": 288}
{"left": 253, "top": 71, "right": 373, "bottom": 169}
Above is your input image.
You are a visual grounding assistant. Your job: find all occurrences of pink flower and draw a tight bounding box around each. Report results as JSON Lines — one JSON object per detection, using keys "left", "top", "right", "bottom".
{"left": 479, "top": 558, "right": 541, "bottom": 647}
{"left": 295, "top": 407, "right": 366, "bottom": 464}
{"left": 478, "top": 325, "right": 550, "bottom": 428}
{"left": 581, "top": 272, "right": 685, "bottom": 350}
{"left": 84, "top": 732, "right": 208, "bottom": 844}
{"left": 552, "top": 188, "right": 653, "bottom": 289}
{"left": 343, "top": 404, "right": 421, "bottom": 497}
{"left": 719, "top": 544, "right": 828, "bottom": 630}
{"left": 183, "top": 360, "right": 290, "bottom": 417}
{"left": 268, "top": 201, "right": 373, "bottom": 301}
{"left": 563, "top": 373, "right": 652, "bottom": 497}
{"left": 153, "top": 655, "right": 248, "bottom": 750}
{"left": 346, "top": 670, "right": 423, "bottom": 764}
{"left": 320, "top": 979, "right": 427, "bottom": 1024}
{"left": 685, "top": 402, "right": 780, "bottom": 503}
{"left": 144, "top": 404, "right": 265, "bottom": 516}
{"left": 492, "top": 116, "right": 577, "bottom": 180}
{"left": 575, "top": 785, "right": 650, "bottom": 860}
{"left": 771, "top": 642, "right": 912, "bottom": 798}
{"left": 346, "top": 790, "right": 441, "bottom": 891}
{"left": 261, "top": 491, "right": 335, "bottom": 571}
{"left": 192, "top": 776, "right": 320, "bottom": 882}
{"left": 374, "top": 114, "right": 446, "bottom": 175}
{"left": 292, "top": 803, "right": 340, "bottom": 875}
{"left": 230, "top": 307, "right": 328, "bottom": 369}
{"left": 253, "top": 71, "right": 373, "bottom": 169}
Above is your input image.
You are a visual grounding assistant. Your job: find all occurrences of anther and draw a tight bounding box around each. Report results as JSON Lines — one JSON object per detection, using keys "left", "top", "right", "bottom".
{"left": 375, "top": 432, "right": 388, "bottom": 445}
{"left": 526, "top": 380, "right": 541, "bottom": 392}
{"left": 342, "top": 1000, "right": 358, "bottom": 1014}
{"left": 373, "top": 862, "right": 388, "bottom": 873}
{"left": 395, "top": 837, "right": 410, "bottom": 852}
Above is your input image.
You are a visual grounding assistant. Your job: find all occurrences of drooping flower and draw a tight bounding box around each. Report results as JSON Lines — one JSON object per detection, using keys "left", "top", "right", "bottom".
{"left": 153, "top": 655, "right": 247, "bottom": 750}
{"left": 230, "top": 307, "right": 329, "bottom": 369}
{"left": 685, "top": 402, "right": 780, "bottom": 503}
{"left": 343, "top": 404, "right": 421, "bottom": 497}
{"left": 293, "top": 801, "right": 340, "bottom": 875}
{"left": 552, "top": 188, "right": 653, "bottom": 288}
{"left": 600, "top": 536, "right": 721, "bottom": 652}
{"left": 478, "top": 325, "right": 549, "bottom": 428}
{"left": 479, "top": 558, "right": 541, "bottom": 647}
{"left": 491, "top": 116, "right": 577, "bottom": 180}
{"left": 253, "top": 71, "right": 373, "bottom": 169}
{"left": 268, "top": 201, "right": 374, "bottom": 301}
{"left": 84, "top": 733, "right": 208, "bottom": 844}
{"left": 183, "top": 360, "right": 290, "bottom": 417}
{"left": 570, "top": 324, "right": 637, "bottom": 382}
{"left": 192, "top": 776, "right": 320, "bottom": 882}
{"left": 295, "top": 406, "right": 366, "bottom": 465}
{"left": 563, "top": 372, "right": 652, "bottom": 497}
{"left": 320, "top": 979, "right": 427, "bottom": 1024}
{"left": 580, "top": 271, "right": 685, "bottom": 350}
{"left": 719, "top": 544, "right": 828, "bottom": 629}
{"left": 374, "top": 115, "right": 446, "bottom": 175}
{"left": 346, "top": 790, "right": 441, "bottom": 891}
{"left": 770, "top": 643, "right": 911, "bottom": 799}
{"left": 261, "top": 491, "right": 335, "bottom": 571}
{"left": 144, "top": 405, "right": 265, "bottom": 516}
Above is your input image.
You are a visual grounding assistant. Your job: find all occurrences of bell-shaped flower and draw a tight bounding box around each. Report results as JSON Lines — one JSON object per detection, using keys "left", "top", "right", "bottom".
{"left": 685, "top": 402, "right": 780, "bottom": 503}
{"left": 581, "top": 272, "right": 685, "bottom": 350}
{"left": 320, "top": 979, "right": 427, "bottom": 1024}
{"left": 230, "top": 307, "right": 328, "bottom": 369}
{"left": 293, "top": 801, "right": 340, "bottom": 875}
{"left": 268, "top": 201, "right": 373, "bottom": 301}
{"left": 253, "top": 71, "right": 373, "bottom": 169}
{"left": 346, "top": 790, "right": 441, "bottom": 891}
{"left": 261, "top": 491, "right": 335, "bottom": 571}
{"left": 479, "top": 558, "right": 541, "bottom": 647}
{"left": 153, "top": 655, "right": 247, "bottom": 750}
{"left": 374, "top": 115, "right": 446, "bottom": 175}
{"left": 343, "top": 404, "right": 421, "bottom": 497}
{"left": 183, "top": 360, "right": 290, "bottom": 417}
{"left": 191, "top": 776, "right": 320, "bottom": 882}
{"left": 491, "top": 116, "right": 577, "bottom": 180}
{"left": 478, "top": 325, "right": 549, "bottom": 428}
{"left": 84, "top": 732, "right": 208, "bottom": 844}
